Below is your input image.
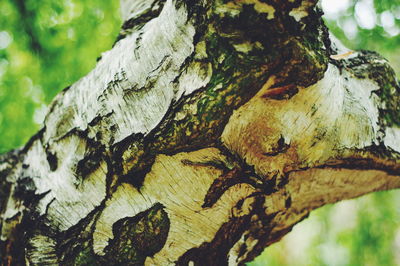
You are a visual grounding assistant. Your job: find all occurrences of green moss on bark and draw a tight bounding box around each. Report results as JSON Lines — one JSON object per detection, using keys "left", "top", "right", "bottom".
{"left": 73, "top": 244, "right": 98, "bottom": 266}
{"left": 118, "top": 0, "right": 330, "bottom": 190}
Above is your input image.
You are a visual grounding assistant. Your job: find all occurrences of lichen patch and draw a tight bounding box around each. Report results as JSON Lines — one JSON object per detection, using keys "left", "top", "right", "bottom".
{"left": 289, "top": 1, "right": 315, "bottom": 22}
{"left": 216, "top": 0, "right": 275, "bottom": 19}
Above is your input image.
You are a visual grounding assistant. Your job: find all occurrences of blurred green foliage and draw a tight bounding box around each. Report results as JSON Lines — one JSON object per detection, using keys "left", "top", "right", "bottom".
{"left": 0, "top": 0, "right": 121, "bottom": 153}
{"left": 323, "top": 0, "right": 400, "bottom": 73}
{"left": 0, "top": 0, "right": 399, "bottom": 265}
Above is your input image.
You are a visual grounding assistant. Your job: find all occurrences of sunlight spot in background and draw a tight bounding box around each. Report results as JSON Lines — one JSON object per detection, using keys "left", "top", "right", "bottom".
{"left": 381, "top": 11, "right": 396, "bottom": 28}
{"left": 318, "top": 201, "right": 356, "bottom": 266}
{"left": 380, "top": 11, "right": 400, "bottom": 36}
{"left": 339, "top": 18, "right": 358, "bottom": 39}
{"left": 272, "top": 200, "right": 359, "bottom": 265}
{"left": 320, "top": 242, "right": 349, "bottom": 266}
{"left": 321, "top": 0, "right": 351, "bottom": 20}
{"left": 322, "top": 0, "right": 400, "bottom": 41}
{"left": 282, "top": 216, "right": 322, "bottom": 264}
{"left": 355, "top": 0, "right": 377, "bottom": 29}
{"left": 0, "top": 31, "right": 12, "bottom": 50}
{"left": 21, "top": 76, "right": 45, "bottom": 105}
{"left": 22, "top": 77, "right": 34, "bottom": 98}
{"left": 330, "top": 200, "right": 358, "bottom": 232}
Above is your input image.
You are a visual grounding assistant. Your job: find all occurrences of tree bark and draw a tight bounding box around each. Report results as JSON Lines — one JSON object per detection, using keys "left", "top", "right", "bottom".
{"left": 1, "top": 0, "right": 400, "bottom": 265}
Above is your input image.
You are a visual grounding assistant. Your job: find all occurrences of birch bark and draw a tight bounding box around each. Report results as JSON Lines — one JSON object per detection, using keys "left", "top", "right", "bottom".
{"left": 1, "top": 0, "right": 400, "bottom": 265}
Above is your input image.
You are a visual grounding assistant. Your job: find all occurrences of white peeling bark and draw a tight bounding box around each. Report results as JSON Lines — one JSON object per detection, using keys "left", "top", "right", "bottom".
{"left": 0, "top": 0, "right": 399, "bottom": 265}
{"left": 45, "top": 0, "right": 203, "bottom": 146}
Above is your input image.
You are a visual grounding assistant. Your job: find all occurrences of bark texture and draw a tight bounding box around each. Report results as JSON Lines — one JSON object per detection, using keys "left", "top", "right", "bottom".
{"left": 1, "top": 0, "right": 400, "bottom": 265}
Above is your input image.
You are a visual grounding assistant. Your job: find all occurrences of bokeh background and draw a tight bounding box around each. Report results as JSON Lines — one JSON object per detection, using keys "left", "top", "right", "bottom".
{"left": 0, "top": 0, "right": 399, "bottom": 265}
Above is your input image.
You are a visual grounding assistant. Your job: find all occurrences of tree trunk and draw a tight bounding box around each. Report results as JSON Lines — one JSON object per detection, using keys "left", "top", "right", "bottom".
{"left": 1, "top": 0, "right": 400, "bottom": 265}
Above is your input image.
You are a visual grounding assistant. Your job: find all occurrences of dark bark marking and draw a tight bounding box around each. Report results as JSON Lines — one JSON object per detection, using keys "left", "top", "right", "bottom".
{"left": 285, "top": 195, "right": 292, "bottom": 208}
{"left": 176, "top": 196, "right": 272, "bottom": 265}
{"left": 46, "top": 151, "right": 58, "bottom": 172}
{"left": 76, "top": 148, "right": 105, "bottom": 182}
{"left": 57, "top": 201, "right": 106, "bottom": 265}
{"left": 201, "top": 167, "right": 254, "bottom": 208}
{"left": 103, "top": 203, "right": 170, "bottom": 265}
{"left": 180, "top": 144, "right": 288, "bottom": 209}
{"left": 0, "top": 150, "right": 19, "bottom": 215}
{"left": 176, "top": 215, "right": 252, "bottom": 266}
{"left": 14, "top": 177, "right": 37, "bottom": 201}
{"left": 263, "top": 135, "right": 290, "bottom": 156}
{"left": 0, "top": 219, "right": 26, "bottom": 266}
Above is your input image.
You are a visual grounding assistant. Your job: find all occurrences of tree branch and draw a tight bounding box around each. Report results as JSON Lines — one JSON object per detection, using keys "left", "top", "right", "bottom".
{"left": 1, "top": 0, "right": 399, "bottom": 265}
